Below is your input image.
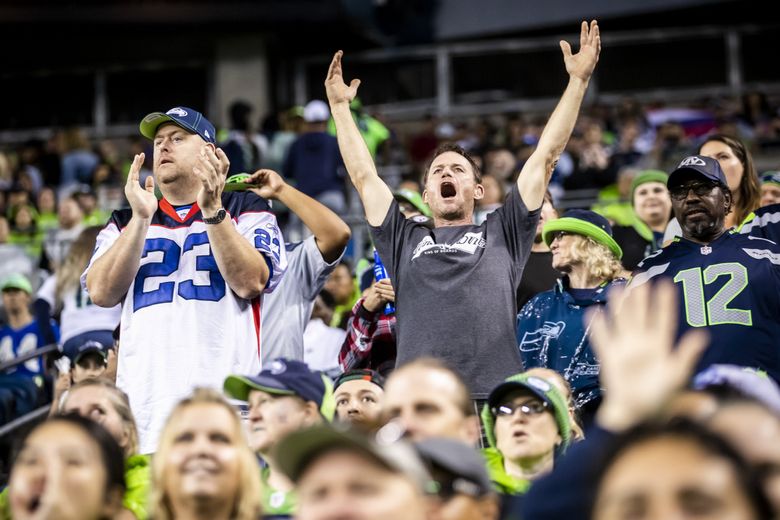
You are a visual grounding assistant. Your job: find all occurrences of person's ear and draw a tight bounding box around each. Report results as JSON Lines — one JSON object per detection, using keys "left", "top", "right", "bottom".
{"left": 473, "top": 183, "right": 485, "bottom": 201}
{"left": 422, "top": 188, "right": 429, "bottom": 205}
{"left": 302, "top": 401, "right": 322, "bottom": 426}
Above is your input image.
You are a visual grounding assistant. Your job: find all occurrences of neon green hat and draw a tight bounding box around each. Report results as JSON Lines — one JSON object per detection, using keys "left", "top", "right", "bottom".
{"left": 0, "top": 273, "right": 32, "bottom": 294}
{"left": 542, "top": 209, "right": 623, "bottom": 260}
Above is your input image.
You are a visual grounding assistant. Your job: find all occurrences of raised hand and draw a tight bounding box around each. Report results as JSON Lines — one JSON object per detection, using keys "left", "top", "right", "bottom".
{"left": 589, "top": 280, "right": 708, "bottom": 431}
{"left": 124, "top": 153, "right": 158, "bottom": 219}
{"left": 560, "top": 20, "right": 601, "bottom": 82}
{"left": 325, "top": 50, "right": 361, "bottom": 106}
{"left": 245, "top": 169, "right": 286, "bottom": 201}
{"left": 194, "top": 146, "right": 229, "bottom": 215}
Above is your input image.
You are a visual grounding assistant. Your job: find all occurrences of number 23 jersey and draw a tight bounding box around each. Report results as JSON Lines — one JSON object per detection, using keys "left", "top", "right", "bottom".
{"left": 631, "top": 232, "right": 780, "bottom": 383}
{"left": 82, "top": 191, "right": 287, "bottom": 454}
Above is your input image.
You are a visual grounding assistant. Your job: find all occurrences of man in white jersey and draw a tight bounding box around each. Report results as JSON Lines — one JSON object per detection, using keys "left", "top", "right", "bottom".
{"left": 245, "top": 168, "right": 350, "bottom": 364}
{"left": 83, "top": 106, "right": 287, "bottom": 453}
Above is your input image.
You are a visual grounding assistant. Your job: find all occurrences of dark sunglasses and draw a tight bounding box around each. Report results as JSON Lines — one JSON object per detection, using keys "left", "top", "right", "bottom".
{"left": 669, "top": 182, "right": 717, "bottom": 200}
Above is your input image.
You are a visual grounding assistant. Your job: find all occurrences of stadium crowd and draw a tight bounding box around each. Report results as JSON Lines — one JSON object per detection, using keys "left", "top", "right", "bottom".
{"left": 2, "top": 19, "right": 780, "bottom": 520}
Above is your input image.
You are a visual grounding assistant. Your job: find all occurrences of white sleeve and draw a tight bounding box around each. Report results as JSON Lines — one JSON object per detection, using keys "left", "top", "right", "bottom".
{"left": 663, "top": 218, "right": 682, "bottom": 243}
{"left": 80, "top": 223, "right": 121, "bottom": 293}
{"left": 298, "top": 236, "right": 343, "bottom": 300}
{"left": 36, "top": 274, "right": 57, "bottom": 307}
{"left": 235, "top": 212, "right": 288, "bottom": 294}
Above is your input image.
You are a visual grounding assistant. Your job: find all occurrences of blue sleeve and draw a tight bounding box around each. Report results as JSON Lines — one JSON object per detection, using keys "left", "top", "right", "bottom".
{"left": 521, "top": 425, "right": 616, "bottom": 520}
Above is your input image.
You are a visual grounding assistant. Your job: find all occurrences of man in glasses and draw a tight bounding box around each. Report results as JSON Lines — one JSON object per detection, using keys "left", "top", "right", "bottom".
{"left": 631, "top": 154, "right": 780, "bottom": 384}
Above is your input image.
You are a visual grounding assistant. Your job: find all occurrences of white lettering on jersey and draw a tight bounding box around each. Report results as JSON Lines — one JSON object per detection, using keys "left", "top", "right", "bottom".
{"left": 742, "top": 248, "right": 780, "bottom": 265}
{"left": 411, "top": 232, "right": 486, "bottom": 260}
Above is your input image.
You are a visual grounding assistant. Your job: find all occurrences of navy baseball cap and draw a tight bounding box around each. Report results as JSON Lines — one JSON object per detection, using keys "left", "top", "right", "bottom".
{"left": 139, "top": 106, "right": 216, "bottom": 144}
{"left": 542, "top": 209, "right": 623, "bottom": 259}
{"left": 668, "top": 155, "right": 728, "bottom": 189}
{"left": 68, "top": 340, "right": 109, "bottom": 366}
{"left": 224, "top": 358, "right": 335, "bottom": 420}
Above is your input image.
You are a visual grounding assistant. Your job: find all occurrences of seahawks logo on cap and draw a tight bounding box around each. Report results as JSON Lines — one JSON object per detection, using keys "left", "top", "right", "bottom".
{"left": 166, "top": 107, "right": 188, "bottom": 117}
{"left": 679, "top": 156, "right": 706, "bottom": 167}
{"left": 526, "top": 376, "right": 552, "bottom": 393}
{"left": 270, "top": 360, "right": 287, "bottom": 375}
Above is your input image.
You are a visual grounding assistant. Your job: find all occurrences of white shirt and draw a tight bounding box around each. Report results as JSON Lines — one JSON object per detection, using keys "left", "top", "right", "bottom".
{"left": 82, "top": 192, "right": 287, "bottom": 453}
{"left": 260, "top": 236, "right": 341, "bottom": 364}
{"left": 303, "top": 318, "right": 346, "bottom": 375}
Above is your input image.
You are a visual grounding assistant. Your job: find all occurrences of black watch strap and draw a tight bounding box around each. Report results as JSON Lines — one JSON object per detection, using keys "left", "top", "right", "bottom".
{"left": 203, "top": 208, "right": 227, "bottom": 225}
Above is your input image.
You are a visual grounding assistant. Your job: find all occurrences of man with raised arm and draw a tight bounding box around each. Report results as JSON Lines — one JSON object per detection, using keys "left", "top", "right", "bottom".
{"left": 325, "top": 21, "right": 601, "bottom": 399}
{"left": 83, "top": 107, "right": 287, "bottom": 453}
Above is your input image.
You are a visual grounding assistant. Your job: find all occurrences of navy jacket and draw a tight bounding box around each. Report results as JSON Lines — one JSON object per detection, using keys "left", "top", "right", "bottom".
{"left": 516, "top": 277, "right": 626, "bottom": 409}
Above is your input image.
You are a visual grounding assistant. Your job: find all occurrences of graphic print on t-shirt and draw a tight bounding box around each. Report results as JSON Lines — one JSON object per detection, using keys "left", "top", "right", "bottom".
{"left": 411, "top": 231, "right": 486, "bottom": 260}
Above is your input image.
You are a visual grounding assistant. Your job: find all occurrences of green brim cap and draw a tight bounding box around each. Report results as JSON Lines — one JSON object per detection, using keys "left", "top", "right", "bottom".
{"left": 480, "top": 373, "right": 572, "bottom": 450}
{"left": 394, "top": 189, "right": 432, "bottom": 217}
{"left": 543, "top": 217, "right": 623, "bottom": 260}
{"left": 223, "top": 375, "right": 296, "bottom": 402}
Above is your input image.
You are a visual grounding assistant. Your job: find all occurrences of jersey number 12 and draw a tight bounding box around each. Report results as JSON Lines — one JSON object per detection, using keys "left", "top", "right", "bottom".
{"left": 673, "top": 262, "right": 752, "bottom": 327}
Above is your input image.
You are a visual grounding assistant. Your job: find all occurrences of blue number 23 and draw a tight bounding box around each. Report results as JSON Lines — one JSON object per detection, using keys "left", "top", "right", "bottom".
{"left": 133, "top": 231, "right": 226, "bottom": 311}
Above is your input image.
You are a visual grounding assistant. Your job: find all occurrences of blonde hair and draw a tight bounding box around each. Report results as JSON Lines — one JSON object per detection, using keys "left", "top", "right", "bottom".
{"left": 150, "top": 388, "right": 262, "bottom": 520}
{"left": 523, "top": 368, "right": 585, "bottom": 441}
{"left": 567, "top": 235, "right": 624, "bottom": 282}
{"left": 65, "top": 378, "right": 139, "bottom": 458}
{"left": 55, "top": 226, "right": 102, "bottom": 310}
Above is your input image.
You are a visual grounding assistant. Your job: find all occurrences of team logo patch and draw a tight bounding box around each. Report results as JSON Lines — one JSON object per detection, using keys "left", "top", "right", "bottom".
{"left": 679, "top": 156, "right": 706, "bottom": 167}
{"left": 270, "top": 360, "right": 287, "bottom": 374}
{"left": 166, "top": 107, "right": 188, "bottom": 117}
{"left": 526, "top": 376, "right": 552, "bottom": 393}
{"left": 700, "top": 246, "right": 712, "bottom": 255}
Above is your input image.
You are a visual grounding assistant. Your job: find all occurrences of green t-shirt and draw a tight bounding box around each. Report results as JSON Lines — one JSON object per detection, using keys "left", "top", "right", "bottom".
{"left": 261, "top": 466, "right": 297, "bottom": 516}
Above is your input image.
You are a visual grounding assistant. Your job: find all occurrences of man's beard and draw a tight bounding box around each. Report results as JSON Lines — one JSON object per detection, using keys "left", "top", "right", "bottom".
{"left": 534, "top": 232, "right": 543, "bottom": 244}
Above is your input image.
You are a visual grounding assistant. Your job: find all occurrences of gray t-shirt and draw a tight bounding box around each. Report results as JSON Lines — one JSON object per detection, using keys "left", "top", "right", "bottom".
{"left": 370, "top": 185, "right": 539, "bottom": 398}
{"left": 261, "top": 236, "right": 341, "bottom": 364}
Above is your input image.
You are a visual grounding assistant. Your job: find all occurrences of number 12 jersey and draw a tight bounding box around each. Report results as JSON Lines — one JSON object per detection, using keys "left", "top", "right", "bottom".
{"left": 631, "top": 232, "right": 780, "bottom": 383}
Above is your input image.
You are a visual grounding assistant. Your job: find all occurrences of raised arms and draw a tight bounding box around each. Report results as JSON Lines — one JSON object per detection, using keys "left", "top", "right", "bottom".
{"left": 516, "top": 20, "right": 601, "bottom": 210}
{"left": 325, "top": 51, "right": 394, "bottom": 226}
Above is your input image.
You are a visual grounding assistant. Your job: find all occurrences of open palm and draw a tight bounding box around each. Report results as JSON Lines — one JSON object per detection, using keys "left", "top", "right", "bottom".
{"left": 561, "top": 20, "right": 601, "bottom": 82}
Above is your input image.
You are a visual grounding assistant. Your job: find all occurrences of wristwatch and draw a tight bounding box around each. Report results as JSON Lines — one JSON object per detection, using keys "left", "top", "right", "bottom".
{"left": 203, "top": 208, "right": 227, "bottom": 225}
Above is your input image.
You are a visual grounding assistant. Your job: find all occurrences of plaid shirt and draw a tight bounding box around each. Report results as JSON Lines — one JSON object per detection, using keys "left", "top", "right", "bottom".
{"left": 338, "top": 297, "right": 396, "bottom": 373}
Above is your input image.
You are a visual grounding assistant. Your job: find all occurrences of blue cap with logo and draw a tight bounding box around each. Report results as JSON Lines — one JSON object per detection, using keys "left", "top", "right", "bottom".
{"left": 223, "top": 358, "right": 335, "bottom": 421}
{"left": 139, "top": 106, "right": 216, "bottom": 144}
{"left": 668, "top": 155, "right": 728, "bottom": 189}
{"left": 68, "top": 340, "right": 109, "bottom": 366}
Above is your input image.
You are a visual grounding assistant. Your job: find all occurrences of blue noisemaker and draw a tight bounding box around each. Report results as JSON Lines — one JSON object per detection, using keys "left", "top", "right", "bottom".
{"left": 372, "top": 249, "right": 395, "bottom": 315}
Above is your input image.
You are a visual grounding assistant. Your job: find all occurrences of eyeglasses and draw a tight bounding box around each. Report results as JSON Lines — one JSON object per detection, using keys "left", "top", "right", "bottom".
{"left": 551, "top": 231, "right": 570, "bottom": 242}
{"left": 492, "top": 400, "right": 549, "bottom": 417}
{"left": 669, "top": 182, "right": 717, "bottom": 200}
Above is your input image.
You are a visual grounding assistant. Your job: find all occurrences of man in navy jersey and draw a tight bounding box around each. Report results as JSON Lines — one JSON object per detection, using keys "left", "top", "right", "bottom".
{"left": 631, "top": 155, "right": 780, "bottom": 383}
{"left": 83, "top": 107, "right": 287, "bottom": 453}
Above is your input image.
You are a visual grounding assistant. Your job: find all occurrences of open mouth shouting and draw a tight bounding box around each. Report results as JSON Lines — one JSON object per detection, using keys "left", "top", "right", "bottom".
{"left": 440, "top": 181, "right": 457, "bottom": 199}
